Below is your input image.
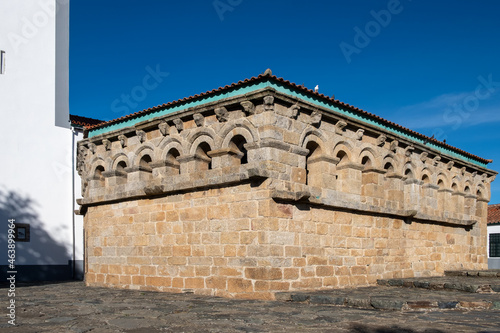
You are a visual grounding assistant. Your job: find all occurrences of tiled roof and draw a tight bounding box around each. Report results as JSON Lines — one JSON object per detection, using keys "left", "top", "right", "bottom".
{"left": 488, "top": 204, "right": 500, "bottom": 225}
{"left": 85, "top": 71, "right": 492, "bottom": 165}
{"left": 70, "top": 114, "right": 104, "bottom": 127}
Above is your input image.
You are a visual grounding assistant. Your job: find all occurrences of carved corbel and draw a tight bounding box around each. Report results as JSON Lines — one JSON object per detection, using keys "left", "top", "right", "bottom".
{"left": 335, "top": 120, "right": 347, "bottom": 135}
{"left": 102, "top": 139, "right": 111, "bottom": 151}
{"left": 472, "top": 171, "right": 477, "bottom": 177}
{"left": 310, "top": 111, "right": 322, "bottom": 126}
{"left": 288, "top": 104, "right": 300, "bottom": 118}
{"left": 88, "top": 142, "right": 96, "bottom": 155}
{"left": 118, "top": 135, "right": 127, "bottom": 148}
{"left": 461, "top": 167, "right": 466, "bottom": 176}
{"left": 76, "top": 145, "right": 88, "bottom": 176}
{"left": 136, "top": 130, "right": 146, "bottom": 143}
{"left": 356, "top": 129, "right": 364, "bottom": 140}
{"left": 447, "top": 161, "right": 454, "bottom": 170}
{"left": 420, "top": 152, "right": 428, "bottom": 163}
{"left": 377, "top": 134, "right": 387, "bottom": 147}
{"left": 404, "top": 146, "right": 414, "bottom": 158}
{"left": 240, "top": 101, "right": 255, "bottom": 115}
{"left": 390, "top": 140, "right": 399, "bottom": 152}
{"left": 193, "top": 113, "right": 205, "bottom": 127}
{"left": 263, "top": 96, "right": 274, "bottom": 111}
{"left": 158, "top": 121, "right": 169, "bottom": 136}
{"left": 432, "top": 155, "right": 441, "bottom": 166}
{"left": 173, "top": 118, "right": 184, "bottom": 131}
{"left": 215, "top": 107, "right": 229, "bottom": 122}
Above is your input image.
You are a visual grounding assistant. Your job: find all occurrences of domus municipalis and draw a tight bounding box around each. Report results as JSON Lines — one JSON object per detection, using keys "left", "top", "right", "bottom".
{"left": 77, "top": 70, "right": 497, "bottom": 299}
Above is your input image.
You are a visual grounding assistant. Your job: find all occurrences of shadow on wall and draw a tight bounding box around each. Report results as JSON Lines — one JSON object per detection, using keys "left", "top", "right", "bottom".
{"left": 0, "top": 188, "right": 81, "bottom": 282}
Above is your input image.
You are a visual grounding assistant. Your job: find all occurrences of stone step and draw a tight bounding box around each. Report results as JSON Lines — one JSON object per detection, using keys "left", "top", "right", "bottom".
{"left": 445, "top": 270, "right": 500, "bottom": 278}
{"left": 275, "top": 286, "right": 500, "bottom": 311}
{"left": 377, "top": 276, "right": 500, "bottom": 293}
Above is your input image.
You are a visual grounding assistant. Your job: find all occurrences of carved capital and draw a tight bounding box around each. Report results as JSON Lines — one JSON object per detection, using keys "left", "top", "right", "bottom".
{"left": 215, "top": 107, "right": 229, "bottom": 122}
{"left": 335, "top": 120, "right": 347, "bottom": 135}
{"left": 377, "top": 134, "right": 387, "bottom": 147}
{"left": 158, "top": 121, "right": 169, "bottom": 136}
{"left": 136, "top": 130, "right": 146, "bottom": 143}
{"left": 118, "top": 135, "right": 127, "bottom": 148}
{"left": 173, "top": 118, "right": 184, "bottom": 131}
{"left": 356, "top": 129, "right": 364, "bottom": 140}
{"left": 240, "top": 101, "right": 255, "bottom": 115}
{"left": 263, "top": 96, "right": 274, "bottom": 111}
{"left": 193, "top": 113, "right": 205, "bottom": 127}
{"left": 102, "top": 139, "right": 111, "bottom": 151}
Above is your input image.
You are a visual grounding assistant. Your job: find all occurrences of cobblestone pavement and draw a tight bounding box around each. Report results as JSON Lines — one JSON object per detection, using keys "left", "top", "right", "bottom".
{"left": 1, "top": 281, "right": 500, "bottom": 333}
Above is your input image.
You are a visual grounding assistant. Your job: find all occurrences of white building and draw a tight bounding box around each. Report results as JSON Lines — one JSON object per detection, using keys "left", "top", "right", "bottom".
{"left": 488, "top": 204, "right": 500, "bottom": 269}
{"left": 0, "top": 0, "right": 93, "bottom": 281}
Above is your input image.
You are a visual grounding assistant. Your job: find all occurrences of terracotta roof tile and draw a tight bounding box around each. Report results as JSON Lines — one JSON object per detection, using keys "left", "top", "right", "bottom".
{"left": 85, "top": 72, "right": 492, "bottom": 165}
{"left": 70, "top": 114, "right": 104, "bottom": 127}
{"left": 488, "top": 204, "right": 500, "bottom": 225}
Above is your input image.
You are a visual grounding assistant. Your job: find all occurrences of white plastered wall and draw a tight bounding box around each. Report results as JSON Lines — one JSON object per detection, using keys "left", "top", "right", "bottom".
{"left": 0, "top": 1, "right": 78, "bottom": 272}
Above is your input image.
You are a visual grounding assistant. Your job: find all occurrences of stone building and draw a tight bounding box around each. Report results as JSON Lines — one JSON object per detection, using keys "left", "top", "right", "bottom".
{"left": 77, "top": 70, "right": 496, "bottom": 299}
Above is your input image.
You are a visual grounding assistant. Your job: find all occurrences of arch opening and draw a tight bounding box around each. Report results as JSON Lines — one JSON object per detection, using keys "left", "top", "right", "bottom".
{"left": 196, "top": 142, "right": 212, "bottom": 170}
{"left": 229, "top": 135, "right": 248, "bottom": 165}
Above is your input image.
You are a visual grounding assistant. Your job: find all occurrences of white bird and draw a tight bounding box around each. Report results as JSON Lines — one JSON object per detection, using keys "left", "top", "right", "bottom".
{"left": 314, "top": 85, "right": 319, "bottom": 93}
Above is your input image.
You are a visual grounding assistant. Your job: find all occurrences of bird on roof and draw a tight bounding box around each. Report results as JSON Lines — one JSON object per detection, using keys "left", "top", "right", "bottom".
{"left": 314, "top": 85, "right": 319, "bottom": 93}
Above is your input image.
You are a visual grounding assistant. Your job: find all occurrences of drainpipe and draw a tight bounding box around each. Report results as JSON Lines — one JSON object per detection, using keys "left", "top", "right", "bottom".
{"left": 71, "top": 127, "right": 77, "bottom": 280}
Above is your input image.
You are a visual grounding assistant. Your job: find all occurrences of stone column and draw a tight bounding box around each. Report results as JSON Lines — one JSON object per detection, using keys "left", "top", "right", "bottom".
{"left": 437, "top": 188, "right": 453, "bottom": 217}
{"left": 208, "top": 147, "right": 244, "bottom": 169}
{"left": 177, "top": 152, "right": 212, "bottom": 174}
{"left": 421, "top": 184, "right": 439, "bottom": 216}
{"left": 335, "top": 162, "right": 363, "bottom": 195}
{"left": 151, "top": 160, "right": 180, "bottom": 179}
{"left": 306, "top": 155, "right": 339, "bottom": 189}
{"left": 384, "top": 172, "right": 404, "bottom": 210}
{"left": 361, "top": 167, "right": 386, "bottom": 206}
{"left": 403, "top": 178, "right": 423, "bottom": 212}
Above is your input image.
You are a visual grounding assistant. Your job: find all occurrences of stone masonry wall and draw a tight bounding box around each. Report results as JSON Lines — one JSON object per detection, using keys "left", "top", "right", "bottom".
{"left": 79, "top": 84, "right": 495, "bottom": 299}
{"left": 85, "top": 181, "right": 486, "bottom": 300}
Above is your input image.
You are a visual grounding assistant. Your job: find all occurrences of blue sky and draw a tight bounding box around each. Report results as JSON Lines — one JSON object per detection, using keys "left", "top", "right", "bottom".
{"left": 70, "top": 0, "right": 500, "bottom": 203}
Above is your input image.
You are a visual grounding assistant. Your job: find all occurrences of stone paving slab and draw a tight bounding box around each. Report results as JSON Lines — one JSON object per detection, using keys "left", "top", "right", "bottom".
{"left": 0, "top": 281, "right": 500, "bottom": 332}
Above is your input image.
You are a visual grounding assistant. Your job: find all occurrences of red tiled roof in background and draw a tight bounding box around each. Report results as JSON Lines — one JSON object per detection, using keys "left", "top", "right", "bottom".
{"left": 85, "top": 71, "right": 492, "bottom": 165}
{"left": 70, "top": 114, "right": 104, "bottom": 128}
{"left": 488, "top": 204, "right": 500, "bottom": 225}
